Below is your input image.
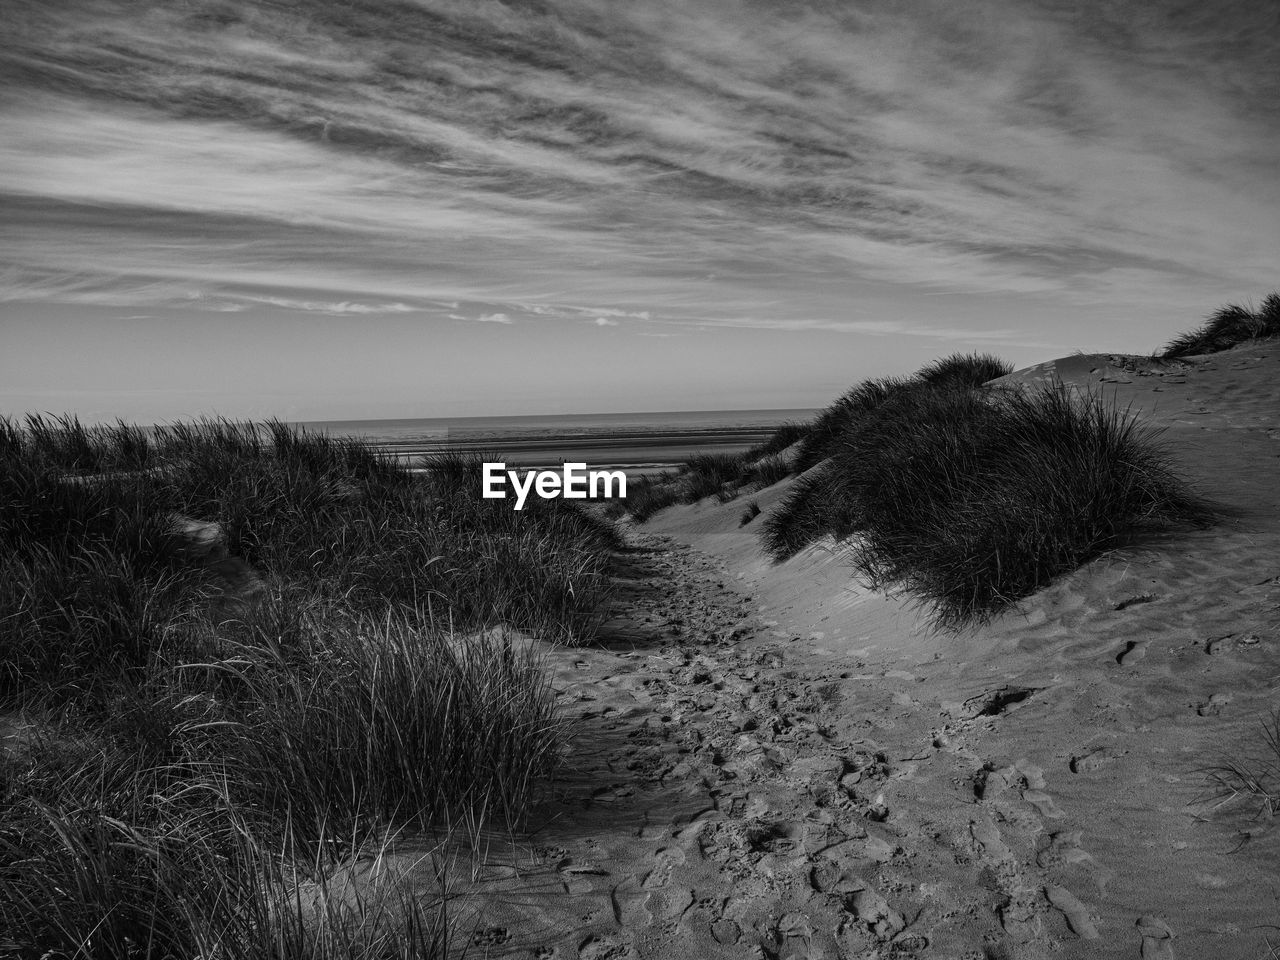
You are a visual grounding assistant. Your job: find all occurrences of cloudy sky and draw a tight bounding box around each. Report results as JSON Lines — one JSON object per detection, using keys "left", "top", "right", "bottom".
{"left": 2, "top": 0, "right": 1278, "bottom": 422}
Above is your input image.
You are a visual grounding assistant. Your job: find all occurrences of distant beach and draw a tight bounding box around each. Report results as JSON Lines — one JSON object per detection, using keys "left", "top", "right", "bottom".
{"left": 298, "top": 408, "right": 816, "bottom": 472}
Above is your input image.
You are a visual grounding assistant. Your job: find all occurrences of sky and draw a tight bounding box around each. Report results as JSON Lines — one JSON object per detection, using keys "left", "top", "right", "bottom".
{"left": 2, "top": 0, "right": 1278, "bottom": 423}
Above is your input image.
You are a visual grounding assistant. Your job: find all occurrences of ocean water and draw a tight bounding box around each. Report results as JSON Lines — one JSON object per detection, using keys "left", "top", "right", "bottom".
{"left": 298, "top": 408, "right": 815, "bottom": 471}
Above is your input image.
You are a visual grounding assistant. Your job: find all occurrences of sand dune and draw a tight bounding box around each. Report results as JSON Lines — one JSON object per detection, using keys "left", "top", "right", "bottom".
{"left": 399, "top": 339, "right": 1280, "bottom": 959}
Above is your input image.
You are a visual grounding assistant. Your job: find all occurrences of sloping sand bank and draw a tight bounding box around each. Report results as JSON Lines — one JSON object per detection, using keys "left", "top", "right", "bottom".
{"left": 398, "top": 341, "right": 1279, "bottom": 959}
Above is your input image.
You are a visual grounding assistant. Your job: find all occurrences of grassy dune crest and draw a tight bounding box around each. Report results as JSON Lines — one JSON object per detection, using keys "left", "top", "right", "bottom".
{"left": 615, "top": 352, "right": 1015, "bottom": 523}
{"left": 0, "top": 418, "right": 616, "bottom": 689}
{"left": 793, "top": 377, "right": 911, "bottom": 474}
{"left": 0, "top": 417, "right": 613, "bottom": 957}
{"left": 1161, "top": 292, "right": 1280, "bottom": 359}
{"left": 741, "top": 421, "right": 811, "bottom": 461}
{"left": 793, "top": 352, "right": 1013, "bottom": 472}
{"left": 762, "top": 383, "right": 1210, "bottom": 627}
{"left": 616, "top": 448, "right": 802, "bottom": 522}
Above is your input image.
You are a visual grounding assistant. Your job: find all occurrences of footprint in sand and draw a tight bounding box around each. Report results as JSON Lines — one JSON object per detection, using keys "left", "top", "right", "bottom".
{"left": 764, "top": 912, "right": 815, "bottom": 960}
{"left": 844, "top": 885, "right": 905, "bottom": 940}
{"left": 657, "top": 887, "right": 694, "bottom": 923}
{"left": 1036, "top": 831, "right": 1092, "bottom": 869}
{"left": 1206, "top": 633, "right": 1264, "bottom": 655}
{"left": 1114, "top": 594, "right": 1158, "bottom": 611}
{"left": 1044, "top": 884, "right": 1099, "bottom": 940}
{"left": 979, "top": 760, "right": 1066, "bottom": 818}
{"left": 1204, "top": 634, "right": 1235, "bottom": 655}
{"left": 1137, "top": 916, "right": 1175, "bottom": 959}
{"left": 1196, "top": 693, "right": 1232, "bottom": 716}
{"left": 1070, "top": 745, "right": 1124, "bottom": 773}
{"left": 975, "top": 759, "right": 1037, "bottom": 799}
{"left": 978, "top": 759, "right": 1061, "bottom": 820}
{"left": 610, "top": 877, "right": 651, "bottom": 927}
{"left": 670, "top": 806, "right": 721, "bottom": 844}
{"left": 746, "top": 818, "right": 806, "bottom": 855}
{"left": 709, "top": 918, "right": 741, "bottom": 945}
{"left": 970, "top": 817, "right": 1013, "bottom": 862}
{"left": 557, "top": 859, "right": 610, "bottom": 895}
{"left": 959, "top": 686, "right": 1038, "bottom": 719}
{"left": 640, "top": 845, "right": 686, "bottom": 890}
{"left": 809, "top": 859, "right": 846, "bottom": 893}
{"left": 1018, "top": 761, "right": 1048, "bottom": 790}
{"left": 471, "top": 926, "right": 513, "bottom": 948}
{"left": 1115, "top": 640, "right": 1148, "bottom": 666}
{"left": 1036, "top": 831, "right": 1113, "bottom": 894}
{"left": 577, "top": 934, "right": 633, "bottom": 960}
{"left": 1022, "top": 789, "right": 1065, "bottom": 819}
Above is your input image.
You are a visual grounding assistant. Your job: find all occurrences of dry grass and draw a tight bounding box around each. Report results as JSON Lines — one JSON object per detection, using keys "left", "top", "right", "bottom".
{"left": 1201, "top": 709, "right": 1280, "bottom": 821}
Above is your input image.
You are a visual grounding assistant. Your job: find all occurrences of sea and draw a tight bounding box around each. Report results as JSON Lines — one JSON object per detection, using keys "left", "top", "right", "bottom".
{"left": 297, "top": 408, "right": 815, "bottom": 474}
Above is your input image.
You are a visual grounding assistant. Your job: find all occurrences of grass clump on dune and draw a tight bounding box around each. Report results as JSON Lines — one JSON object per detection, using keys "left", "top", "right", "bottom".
{"left": 680, "top": 452, "right": 751, "bottom": 503}
{"left": 1161, "top": 292, "right": 1280, "bottom": 359}
{"left": 792, "top": 353, "right": 1013, "bottom": 473}
{"left": 914, "top": 351, "right": 1015, "bottom": 388}
{"left": 614, "top": 448, "right": 795, "bottom": 522}
{"left": 742, "top": 421, "right": 811, "bottom": 461}
{"left": 618, "top": 352, "right": 1015, "bottom": 524}
{"left": 762, "top": 382, "right": 1210, "bottom": 627}
{"left": 0, "top": 415, "right": 609, "bottom": 957}
{"left": 2, "top": 735, "right": 454, "bottom": 959}
{"left": 0, "top": 418, "right": 615, "bottom": 689}
{"left": 610, "top": 470, "right": 682, "bottom": 523}
{"left": 758, "top": 464, "right": 845, "bottom": 559}
{"left": 1201, "top": 709, "right": 1280, "bottom": 821}
{"left": 793, "top": 376, "right": 910, "bottom": 473}
{"left": 611, "top": 454, "right": 750, "bottom": 521}
{"left": 748, "top": 453, "right": 791, "bottom": 489}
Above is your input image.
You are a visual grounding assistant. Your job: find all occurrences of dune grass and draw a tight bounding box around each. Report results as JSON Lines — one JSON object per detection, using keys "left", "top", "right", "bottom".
{"left": 1, "top": 738, "right": 453, "bottom": 959}
{"left": 762, "top": 382, "right": 1210, "bottom": 627}
{"left": 742, "top": 421, "right": 811, "bottom": 461}
{"left": 792, "top": 353, "right": 1013, "bottom": 473}
{"left": 749, "top": 454, "right": 791, "bottom": 490}
{"left": 0, "top": 415, "right": 613, "bottom": 957}
{"left": 793, "top": 377, "right": 909, "bottom": 474}
{"left": 1161, "top": 293, "right": 1280, "bottom": 359}
{"left": 614, "top": 448, "right": 796, "bottom": 522}
{"left": 680, "top": 452, "right": 751, "bottom": 503}
{"left": 609, "top": 470, "right": 680, "bottom": 522}
{"left": 617, "top": 353, "right": 1015, "bottom": 525}
{"left": 1201, "top": 709, "right": 1280, "bottom": 821}
{"left": 0, "top": 418, "right": 617, "bottom": 692}
{"left": 757, "top": 464, "right": 844, "bottom": 560}
{"left": 914, "top": 351, "right": 1015, "bottom": 388}
{"left": 609, "top": 454, "right": 748, "bottom": 522}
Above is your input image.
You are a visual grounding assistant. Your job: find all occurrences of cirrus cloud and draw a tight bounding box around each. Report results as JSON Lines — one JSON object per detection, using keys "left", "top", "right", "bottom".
{"left": 1, "top": 0, "right": 1278, "bottom": 419}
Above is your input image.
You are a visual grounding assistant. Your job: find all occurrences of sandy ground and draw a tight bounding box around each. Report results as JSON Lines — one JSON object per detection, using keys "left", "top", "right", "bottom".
{"left": 419, "top": 339, "right": 1280, "bottom": 960}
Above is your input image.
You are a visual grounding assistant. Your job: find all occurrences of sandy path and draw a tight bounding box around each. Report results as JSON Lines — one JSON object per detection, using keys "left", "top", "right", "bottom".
{"left": 448, "top": 534, "right": 1004, "bottom": 959}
